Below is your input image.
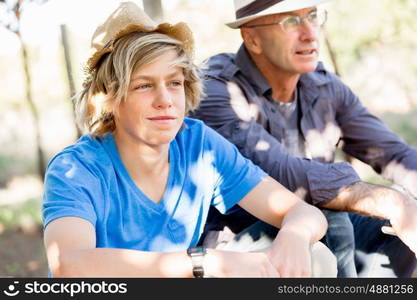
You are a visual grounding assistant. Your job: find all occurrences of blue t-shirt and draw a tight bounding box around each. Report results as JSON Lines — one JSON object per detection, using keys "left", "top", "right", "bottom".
{"left": 43, "top": 118, "right": 266, "bottom": 252}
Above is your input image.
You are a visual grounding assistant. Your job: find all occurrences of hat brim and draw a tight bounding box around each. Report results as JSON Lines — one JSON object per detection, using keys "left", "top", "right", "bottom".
{"left": 87, "top": 22, "right": 194, "bottom": 70}
{"left": 226, "top": 0, "right": 333, "bottom": 29}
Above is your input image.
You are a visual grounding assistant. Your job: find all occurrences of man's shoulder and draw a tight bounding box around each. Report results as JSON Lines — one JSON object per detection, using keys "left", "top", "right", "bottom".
{"left": 201, "top": 52, "right": 238, "bottom": 79}
{"left": 315, "top": 62, "right": 340, "bottom": 80}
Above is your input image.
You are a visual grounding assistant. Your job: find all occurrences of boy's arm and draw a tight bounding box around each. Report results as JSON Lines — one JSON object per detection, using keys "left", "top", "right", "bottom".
{"left": 238, "top": 176, "right": 328, "bottom": 277}
{"left": 44, "top": 216, "right": 280, "bottom": 277}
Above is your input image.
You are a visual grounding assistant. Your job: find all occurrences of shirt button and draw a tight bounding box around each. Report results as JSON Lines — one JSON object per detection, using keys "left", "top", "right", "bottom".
{"left": 271, "top": 107, "right": 276, "bottom": 113}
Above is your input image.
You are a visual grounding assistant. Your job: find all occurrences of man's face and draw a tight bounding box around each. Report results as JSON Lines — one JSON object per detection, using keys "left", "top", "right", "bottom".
{"left": 244, "top": 7, "right": 321, "bottom": 76}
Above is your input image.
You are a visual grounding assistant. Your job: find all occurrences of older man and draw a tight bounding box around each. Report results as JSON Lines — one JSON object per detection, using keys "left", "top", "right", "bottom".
{"left": 191, "top": 0, "right": 417, "bottom": 277}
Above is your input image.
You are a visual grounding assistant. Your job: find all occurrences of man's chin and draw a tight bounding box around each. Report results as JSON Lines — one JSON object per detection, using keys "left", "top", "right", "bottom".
{"left": 298, "top": 62, "right": 319, "bottom": 74}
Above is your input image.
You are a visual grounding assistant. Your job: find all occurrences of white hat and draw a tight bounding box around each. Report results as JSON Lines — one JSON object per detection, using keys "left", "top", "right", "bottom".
{"left": 226, "top": 0, "right": 333, "bottom": 29}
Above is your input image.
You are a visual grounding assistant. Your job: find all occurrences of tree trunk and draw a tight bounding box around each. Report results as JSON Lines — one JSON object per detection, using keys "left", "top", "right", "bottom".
{"left": 143, "top": 0, "right": 163, "bottom": 22}
{"left": 60, "top": 24, "right": 82, "bottom": 138}
{"left": 20, "top": 40, "right": 46, "bottom": 180}
{"left": 323, "top": 29, "right": 341, "bottom": 77}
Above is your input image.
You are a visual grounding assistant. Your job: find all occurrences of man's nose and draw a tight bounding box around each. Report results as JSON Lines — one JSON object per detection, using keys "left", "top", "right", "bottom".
{"left": 299, "top": 19, "right": 319, "bottom": 42}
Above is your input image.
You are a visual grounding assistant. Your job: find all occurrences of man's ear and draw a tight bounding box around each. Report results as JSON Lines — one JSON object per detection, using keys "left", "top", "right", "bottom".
{"left": 241, "top": 28, "right": 262, "bottom": 55}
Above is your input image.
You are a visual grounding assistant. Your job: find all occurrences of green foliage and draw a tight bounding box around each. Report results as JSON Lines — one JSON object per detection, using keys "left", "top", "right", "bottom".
{"left": 0, "top": 156, "right": 36, "bottom": 187}
{"left": 326, "top": 0, "right": 417, "bottom": 77}
{"left": 0, "top": 156, "right": 20, "bottom": 187}
{"left": 0, "top": 198, "right": 42, "bottom": 232}
{"left": 363, "top": 173, "right": 392, "bottom": 187}
{"left": 381, "top": 110, "right": 417, "bottom": 147}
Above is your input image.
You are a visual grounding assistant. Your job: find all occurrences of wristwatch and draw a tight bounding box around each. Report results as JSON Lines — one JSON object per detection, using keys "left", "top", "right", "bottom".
{"left": 187, "top": 246, "right": 207, "bottom": 278}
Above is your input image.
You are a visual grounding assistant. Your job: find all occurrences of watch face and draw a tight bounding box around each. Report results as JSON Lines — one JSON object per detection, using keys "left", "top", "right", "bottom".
{"left": 187, "top": 246, "right": 207, "bottom": 256}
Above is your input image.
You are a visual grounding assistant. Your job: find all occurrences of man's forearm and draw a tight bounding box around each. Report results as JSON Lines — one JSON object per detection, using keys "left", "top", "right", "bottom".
{"left": 322, "top": 181, "right": 417, "bottom": 256}
{"left": 321, "top": 181, "right": 412, "bottom": 221}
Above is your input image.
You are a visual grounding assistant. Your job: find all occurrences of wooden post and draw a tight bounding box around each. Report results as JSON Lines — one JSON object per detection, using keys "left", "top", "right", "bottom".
{"left": 20, "top": 40, "right": 46, "bottom": 180}
{"left": 60, "top": 24, "right": 82, "bottom": 138}
{"left": 10, "top": 0, "right": 47, "bottom": 180}
{"left": 142, "top": 0, "right": 163, "bottom": 22}
{"left": 323, "top": 29, "right": 341, "bottom": 78}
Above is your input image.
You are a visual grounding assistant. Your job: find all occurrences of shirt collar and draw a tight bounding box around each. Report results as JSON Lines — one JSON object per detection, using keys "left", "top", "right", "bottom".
{"left": 299, "top": 62, "right": 332, "bottom": 88}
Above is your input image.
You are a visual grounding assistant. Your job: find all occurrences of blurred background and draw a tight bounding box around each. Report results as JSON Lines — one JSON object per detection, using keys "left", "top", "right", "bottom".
{"left": 0, "top": 0, "right": 416, "bottom": 277}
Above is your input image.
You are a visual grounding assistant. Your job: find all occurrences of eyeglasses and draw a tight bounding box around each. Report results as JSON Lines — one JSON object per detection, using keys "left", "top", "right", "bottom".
{"left": 242, "top": 10, "right": 327, "bottom": 33}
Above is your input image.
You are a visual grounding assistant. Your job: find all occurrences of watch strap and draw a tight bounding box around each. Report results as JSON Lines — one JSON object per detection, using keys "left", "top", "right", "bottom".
{"left": 187, "top": 246, "right": 207, "bottom": 278}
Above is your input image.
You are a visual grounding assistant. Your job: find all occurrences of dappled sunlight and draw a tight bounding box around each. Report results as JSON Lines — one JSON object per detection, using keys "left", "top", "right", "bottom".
{"left": 45, "top": 241, "right": 60, "bottom": 275}
{"left": 1, "top": 0, "right": 417, "bottom": 278}
{"left": 255, "top": 140, "right": 270, "bottom": 151}
{"left": 188, "top": 149, "right": 227, "bottom": 217}
{"left": 310, "top": 241, "right": 337, "bottom": 277}
{"left": 149, "top": 187, "right": 191, "bottom": 251}
{"left": 91, "top": 31, "right": 108, "bottom": 52}
{"left": 88, "top": 3, "right": 138, "bottom": 65}
{"left": 149, "top": 226, "right": 185, "bottom": 252}
{"left": 62, "top": 157, "right": 77, "bottom": 179}
{"left": 382, "top": 161, "right": 417, "bottom": 199}
{"left": 126, "top": 149, "right": 226, "bottom": 252}
{"left": 136, "top": 252, "right": 167, "bottom": 276}
{"left": 188, "top": 150, "right": 216, "bottom": 193}
{"left": 304, "top": 122, "right": 341, "bottom": 161}
{"left": 294, "top": 186, "right": 308, "bottom": 201}
{"left": 228, "top": 81, "right": 260, "bottom": 122}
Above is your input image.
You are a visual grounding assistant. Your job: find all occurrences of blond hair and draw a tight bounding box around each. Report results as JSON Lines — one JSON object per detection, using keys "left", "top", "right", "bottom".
{"left": 75, "top": 32, "right": 203, "bottom": 136}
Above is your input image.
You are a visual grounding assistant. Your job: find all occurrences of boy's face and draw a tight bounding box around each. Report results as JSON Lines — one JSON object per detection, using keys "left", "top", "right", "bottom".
{"left": 114, "top": 49, "right": 186, "bottom": 148}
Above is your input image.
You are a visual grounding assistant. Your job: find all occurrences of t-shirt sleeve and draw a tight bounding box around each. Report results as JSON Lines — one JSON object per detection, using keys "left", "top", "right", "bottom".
{"left": 203, "top": 125, "right": 267, "bottom": 213}
{"left": 42, "top": 152, "right": 100, "bottom": 228}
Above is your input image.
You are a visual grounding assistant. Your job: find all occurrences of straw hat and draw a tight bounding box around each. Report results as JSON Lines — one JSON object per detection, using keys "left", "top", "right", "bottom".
{"left": 226, "top": 0, "right": 334, "bottom": 29}
{"left": 87, "top": 1, "right": 194, "bottom": 70}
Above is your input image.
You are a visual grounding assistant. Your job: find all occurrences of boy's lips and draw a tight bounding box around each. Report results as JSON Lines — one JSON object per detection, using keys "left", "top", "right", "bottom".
{"left": 147, "top": 116, "right": 177, "bottom": 124}
{"left": 148, "top": 116, "right": 176, "bottom": 120}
